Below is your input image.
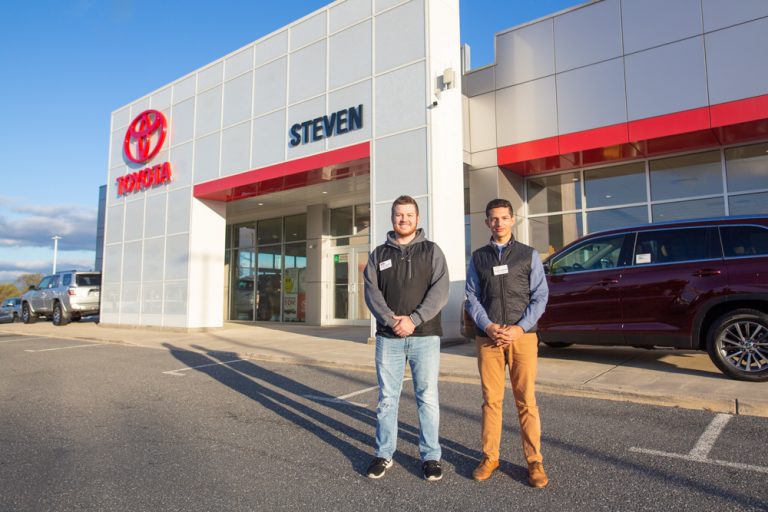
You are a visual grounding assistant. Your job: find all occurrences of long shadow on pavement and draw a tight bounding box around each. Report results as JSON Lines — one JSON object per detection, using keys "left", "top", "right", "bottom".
{"left": 164, "top": 343, "right": 481, "bottom": 479}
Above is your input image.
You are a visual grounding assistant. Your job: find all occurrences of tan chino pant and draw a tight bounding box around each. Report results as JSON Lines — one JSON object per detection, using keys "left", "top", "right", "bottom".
{"left": 476, "top": 332, "right": 542, "bottom": 464}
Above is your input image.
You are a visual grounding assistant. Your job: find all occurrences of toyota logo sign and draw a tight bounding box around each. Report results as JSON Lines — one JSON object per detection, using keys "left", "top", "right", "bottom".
{"left": 123, "top": 109, "right": 167, "bottom": 163}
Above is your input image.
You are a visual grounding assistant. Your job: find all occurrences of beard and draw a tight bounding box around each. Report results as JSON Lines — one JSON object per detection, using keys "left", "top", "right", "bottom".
{"left": 394, "top": 223, "right": 417, "bottom": 238}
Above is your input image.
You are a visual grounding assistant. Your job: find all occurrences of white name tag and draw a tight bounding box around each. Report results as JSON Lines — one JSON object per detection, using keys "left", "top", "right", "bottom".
{"left": 493, "top": 264, "right": 509, "bottom": 276}
{"left": 379, "top": 259, "right": 393, "bottom": 271}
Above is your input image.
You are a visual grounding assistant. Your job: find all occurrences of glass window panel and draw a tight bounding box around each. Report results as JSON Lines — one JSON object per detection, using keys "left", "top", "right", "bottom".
{"left": 284, "top": 214, "right": 307, "bottom": 242}
{"left": 720, "top": 226, "right": 768, "bottom": 257}
{"left": 725, "top": 143, "right": 768, "bottom": 193}
{"left": 585, "top": 162, "right": 646, "bottom": 208}
{"left": 230, "top": 248, "right": 256, "bottom": 321}
{"left": 527, "top": 172, "right": 582, "bottom": 215}
{"left": 649, "top": 151, "right": 722, "bottom": 201}
{"left": 549, "top": 234, "right": 626, "bottom": 274}
{"left": 729, "top": 192, "right": 768, "bottom": 215}
{"left": 652, "top": 197, "right": 724, "bottom": 222}
{"left": 257, "top": 218, "right": 282, "bottom": 245}
{"left": 256, "top": 245, "right": 282, "bottom": 321}
{"left": 354, "top": 204, "right": 370, "bottom": 235}
{"left": 529, "top": 213, "right": 583, "bottom": 257}
{"left": 283, "top": 243, "right": 306, "bottom": 322}
{"left": 587, "top": 206, "right": 647, "bottom": 234}
{"left": 634, "top": 227, "right": 719, "bottom": 265}
{"left": 330, "top": 206, "right": 354, "bottom": 236}
{"left": 233, "top": 222, "right": 256, "bottom": 248}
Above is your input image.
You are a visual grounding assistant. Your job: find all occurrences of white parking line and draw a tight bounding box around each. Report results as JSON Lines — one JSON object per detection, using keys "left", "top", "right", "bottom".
{"left": 0, "top": 336, "right": 48, "bottom": 343}
{"left": 302, "top": 378, "right": 412, "bottom": 408}
{"left": 162, "top": 358, "right": 251, "bottom": 376}
{"left": 25, "top": 343, "right": 110, "bottom": 353}
{"left": 630, "top": 413, "right": 768, "bottom": 474}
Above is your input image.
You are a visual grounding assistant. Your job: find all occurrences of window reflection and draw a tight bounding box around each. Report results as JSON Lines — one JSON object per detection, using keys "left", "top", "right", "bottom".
{"left": 652, "top": 197, "right": 724, "bottom": 222}
{"left": 725, "top": 143, "right": 768, "bottom": 193}
{"left": 587, "top": 206, "right": 647, "bottom": 233}
{"left": 585, "top": 162, "right": 645, "bottom": 208}
{"left": 529, "top": 213, "right": 583, "bottom": 257}
{"left": 729, "top": 192, "right": 768, "bottom": 215}
{"left": 527, "top": 172, "right": 581, "bottom": 215}
{"left": 650, "top": 151, "right": 721, "bottom": 201}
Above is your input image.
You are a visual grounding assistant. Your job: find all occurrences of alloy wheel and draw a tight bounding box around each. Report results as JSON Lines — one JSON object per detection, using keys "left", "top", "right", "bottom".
{"left": 717, "top": 320, "right": 768, "bottom": 373}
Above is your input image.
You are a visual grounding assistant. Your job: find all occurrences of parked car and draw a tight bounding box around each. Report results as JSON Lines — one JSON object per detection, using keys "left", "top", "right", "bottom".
{"left": 0, "top": 297, "right": 21, "bottom": 323}
{"left": 533, "top": 215, "right": 768, "bottom": 382}
{"left": 21, "top": 270, "right": 101, "bottom": 326}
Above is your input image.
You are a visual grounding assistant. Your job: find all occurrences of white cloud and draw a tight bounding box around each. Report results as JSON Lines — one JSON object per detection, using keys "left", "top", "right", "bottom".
{"left": 0, "top": 202, "right": 97, "bottom": 252}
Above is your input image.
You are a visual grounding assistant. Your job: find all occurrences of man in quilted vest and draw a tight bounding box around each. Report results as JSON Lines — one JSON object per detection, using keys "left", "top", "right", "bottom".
{"left": 363, "top": 195, "right": 449, "bottom": 482}
{"left": 465, "top": 198, "right": 550, "bottom": 487}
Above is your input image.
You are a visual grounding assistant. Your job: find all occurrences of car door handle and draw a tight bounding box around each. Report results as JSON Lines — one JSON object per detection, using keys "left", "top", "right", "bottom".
{"left": 598, "top": 278, "right": 619, "bottom": 285}
{"left": 693, "top": 269, "right": 722, "bottom": 277}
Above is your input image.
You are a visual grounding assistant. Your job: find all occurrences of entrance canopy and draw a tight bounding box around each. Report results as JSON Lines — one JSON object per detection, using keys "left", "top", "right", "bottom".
{"left": 194, "top": 142, "right": 370, "bottom": 202}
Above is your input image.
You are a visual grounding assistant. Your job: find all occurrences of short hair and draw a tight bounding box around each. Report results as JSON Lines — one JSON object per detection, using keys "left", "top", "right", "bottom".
{"left": 391, "top": 195, "right": 419, "bottom": 218}
{"left": 485, "top": 198, "right": 514, "bottom": 218}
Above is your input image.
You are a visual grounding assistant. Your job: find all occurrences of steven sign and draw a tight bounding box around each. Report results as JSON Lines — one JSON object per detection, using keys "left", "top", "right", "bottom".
{"left": 289, "top": 104, "right": 363, "bottom": 147}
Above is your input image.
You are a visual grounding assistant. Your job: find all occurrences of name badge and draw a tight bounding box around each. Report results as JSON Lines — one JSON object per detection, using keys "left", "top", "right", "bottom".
{"left": 379, "top": 259, "right": 393, "bottom": 271}
{"left": 493, "top": 264, "right": 509, "bottom": 276}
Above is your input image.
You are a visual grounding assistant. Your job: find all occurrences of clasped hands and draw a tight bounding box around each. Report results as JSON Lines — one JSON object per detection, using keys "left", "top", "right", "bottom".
{"left": 486, "top": 323, "right": 525, "bottom": 346}
{"left": 392, "top": 315, "right": 416, "bottom": 337}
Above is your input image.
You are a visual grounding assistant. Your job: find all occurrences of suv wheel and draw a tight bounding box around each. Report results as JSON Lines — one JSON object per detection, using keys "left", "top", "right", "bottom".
{"left": 52, "top": 302, "right": 70, "bottom": 326}
{"left": 12, "top": 313, "right": 19, "bottom": 323}
{"left": 706, "top": 309, "right": 768, "bottom": 382}
{"left": 21, "top": 303, "right": 37, "bottom": 324}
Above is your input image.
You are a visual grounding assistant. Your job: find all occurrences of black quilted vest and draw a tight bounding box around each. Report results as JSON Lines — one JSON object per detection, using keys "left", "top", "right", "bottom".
{"left": 471, "top": 239, "right": 535, "bottom": 336}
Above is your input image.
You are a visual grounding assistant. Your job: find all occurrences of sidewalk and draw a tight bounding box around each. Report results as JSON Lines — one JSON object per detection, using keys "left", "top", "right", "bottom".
{"left": 1, "top": 320, "right": 766, "bottom": 417}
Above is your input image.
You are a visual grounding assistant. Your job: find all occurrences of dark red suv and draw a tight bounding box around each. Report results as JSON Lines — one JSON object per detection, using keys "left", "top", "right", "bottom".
{"left": 539, "top": 216, "right": 768, "bottom": 382}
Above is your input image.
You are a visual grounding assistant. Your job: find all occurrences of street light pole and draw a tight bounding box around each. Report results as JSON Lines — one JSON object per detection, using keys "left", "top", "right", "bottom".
{"left": 52, "top": 235, "right": 61, "bottom": 274}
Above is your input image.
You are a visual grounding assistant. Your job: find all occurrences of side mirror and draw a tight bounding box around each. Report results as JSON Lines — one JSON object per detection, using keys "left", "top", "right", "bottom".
{"left": 28, "top": 285, "right": 36, "bottom": 291}
{"left": 542, "top": 261, "right": 551, "bottom": 275}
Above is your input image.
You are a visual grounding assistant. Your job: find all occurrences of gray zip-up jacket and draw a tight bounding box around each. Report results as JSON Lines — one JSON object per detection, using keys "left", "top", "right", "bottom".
{"left": 363, "top": 228, "right": 450, "bottom": 337}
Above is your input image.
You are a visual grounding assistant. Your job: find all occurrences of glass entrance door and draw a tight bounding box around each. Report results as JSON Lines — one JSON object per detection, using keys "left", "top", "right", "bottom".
{"left": 329, "top": 246, "right": 370, "bottom": 325}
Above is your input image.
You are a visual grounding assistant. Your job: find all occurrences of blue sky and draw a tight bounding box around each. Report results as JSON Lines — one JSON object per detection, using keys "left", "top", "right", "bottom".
{"left": 0, "top": 0, "right": 579, "bottom": 284}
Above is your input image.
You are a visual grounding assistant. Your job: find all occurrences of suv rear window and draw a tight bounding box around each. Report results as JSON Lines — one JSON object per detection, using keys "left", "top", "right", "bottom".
{"left": 76, "top": 274, "right": 101, "bottom": 286}
{"left": 720, "top": 225, "right": 768, "bottom": 257}
{"left": 633, "top": 227, "right": 720, "bottom": 265}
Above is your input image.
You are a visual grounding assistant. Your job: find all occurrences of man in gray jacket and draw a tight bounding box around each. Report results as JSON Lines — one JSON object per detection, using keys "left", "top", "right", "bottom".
{"left": 363, "top": 195, "right": 449, "bottom": 481}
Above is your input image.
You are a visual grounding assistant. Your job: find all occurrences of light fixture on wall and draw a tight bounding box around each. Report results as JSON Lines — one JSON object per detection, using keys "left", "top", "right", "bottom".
{"left": 433, "top": 67, "right": 456, "bottom": 103}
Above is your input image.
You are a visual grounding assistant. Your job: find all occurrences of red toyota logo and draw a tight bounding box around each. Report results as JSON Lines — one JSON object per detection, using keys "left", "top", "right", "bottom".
{"left": 123, "top": 110, "right": 167, "bottom": 164}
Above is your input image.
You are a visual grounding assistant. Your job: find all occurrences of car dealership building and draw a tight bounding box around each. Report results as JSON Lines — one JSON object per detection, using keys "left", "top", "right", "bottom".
{"left": 101, "top": 0, "right": 768, "bottom": 334}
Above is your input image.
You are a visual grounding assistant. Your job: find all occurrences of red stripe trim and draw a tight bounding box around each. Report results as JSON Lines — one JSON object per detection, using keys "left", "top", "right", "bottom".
{"left": 559, "top": 123, "right": 629, "bottom": 154}
{"left": 497, "top": 137, "right": 559, "bottom": 165}
{"left": 710, "top": 95, "right": 768, "bottom": 127}
{"left": 497, "top": 93, "right": 768, "bottom": 168}
{"left": 194, "top": 142, "right": 370, "bottom": 200}
{"left": 628, "top": 107, "right": 711, "bottom": 141}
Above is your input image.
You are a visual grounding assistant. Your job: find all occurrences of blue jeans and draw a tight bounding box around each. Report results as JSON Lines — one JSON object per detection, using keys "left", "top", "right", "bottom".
{"left": 374, "top": 335, "right": 441, "bottom": 462}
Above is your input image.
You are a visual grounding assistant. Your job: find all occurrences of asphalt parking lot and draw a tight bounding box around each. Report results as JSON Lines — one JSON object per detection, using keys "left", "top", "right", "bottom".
{"left": 1, "top": 333, "right": 766, "bottom": 511}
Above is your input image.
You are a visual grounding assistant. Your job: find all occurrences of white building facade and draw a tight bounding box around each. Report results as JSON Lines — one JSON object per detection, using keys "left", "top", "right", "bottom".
{"left": 102, "top": 0, "right": 768, "bottom": 335}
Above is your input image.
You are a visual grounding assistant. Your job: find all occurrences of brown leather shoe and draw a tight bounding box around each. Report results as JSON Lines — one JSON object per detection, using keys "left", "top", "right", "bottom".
{"left": 528, "top": 461, "right": 549, "bottom": 488}
{"left": 472, "top": 458, "right": 499, "bottom": 481}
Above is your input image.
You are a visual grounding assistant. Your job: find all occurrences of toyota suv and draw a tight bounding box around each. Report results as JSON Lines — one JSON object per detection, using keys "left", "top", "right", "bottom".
{"left": 536, "top": 216, "right": 768, "bottom": 382}
{"left": 21, "top": 271, "right": 101, "bottom": 326}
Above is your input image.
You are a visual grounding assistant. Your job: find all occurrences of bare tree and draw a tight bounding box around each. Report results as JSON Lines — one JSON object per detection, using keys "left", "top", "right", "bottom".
{"left": 17, "top": 273, "right": 44, "bottom": 291}
{"left": 0, "top": 283, "right": 21, "bottom": 302}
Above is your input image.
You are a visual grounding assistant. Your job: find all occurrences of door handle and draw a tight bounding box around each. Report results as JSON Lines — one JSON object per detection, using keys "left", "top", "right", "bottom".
{"left": 693, "top": 269, "right": 722, "bottom": 277}
{"left": 598, "top": 278, "right": 619, "bottom": 286}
